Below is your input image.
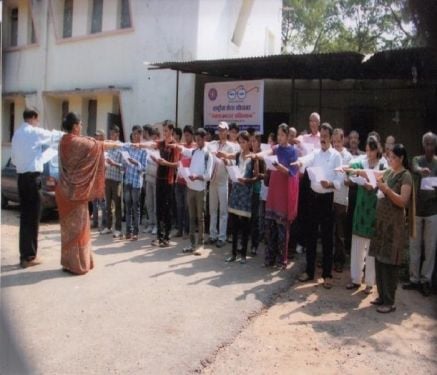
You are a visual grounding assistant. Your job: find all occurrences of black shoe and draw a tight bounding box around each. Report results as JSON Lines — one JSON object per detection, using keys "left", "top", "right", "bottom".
{"left": 402, "top": 282, "right": 420, "bottom": 290}
{"left": 421, "top": 282, "right": 431, "bottom": 297}
{"left": 225, "top": 255, "right": 236, "bottom": 262}
{"left": 206, "top": 238, "right": 217, "bottom": 245}
{"left": 216, "top": 240, "right": 226, "bottom": 248}
{"left": 370, "top": 298, "right": 383, "bottom": 306}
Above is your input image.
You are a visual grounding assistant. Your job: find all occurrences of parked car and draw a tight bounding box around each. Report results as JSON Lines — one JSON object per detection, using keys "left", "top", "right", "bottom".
{"left": 1, "top": 152, "right": 59, "bottom": 218}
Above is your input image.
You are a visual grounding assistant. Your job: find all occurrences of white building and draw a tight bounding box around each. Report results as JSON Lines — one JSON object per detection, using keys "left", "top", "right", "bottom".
{"left": 2, "top": 0, "right": 282, "bottom": 162}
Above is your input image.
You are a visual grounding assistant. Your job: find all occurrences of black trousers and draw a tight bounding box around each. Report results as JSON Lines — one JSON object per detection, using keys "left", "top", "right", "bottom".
{"left": 345, "top": 185, "right": 358, "bottom": 253}
{"left": 231, "top": 213, "right": 250, "bottom": 257}
{"left": 156, "top": 180, "right": 173, "bottom": 242}
{"left": 18, "top": 172, "right": 42, "bottom": 261}
{"left": 305, "top": 191, "right": 334, "bottom": 279}
{"left": 375, "top": 259, "right": 399, "bottom": 306}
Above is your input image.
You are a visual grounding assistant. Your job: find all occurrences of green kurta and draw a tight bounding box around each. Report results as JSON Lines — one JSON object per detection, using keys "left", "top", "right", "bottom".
{"left": 350, "top": 161, "right": 379, "bottom": 238}
{"left": 369, "top": 168, "right": 413, "bottom": 266}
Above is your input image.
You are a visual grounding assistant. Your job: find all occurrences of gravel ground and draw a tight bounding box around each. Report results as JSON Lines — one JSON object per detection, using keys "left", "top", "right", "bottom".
{"left": 1, "top": 205, "right": 436, "bottom": 375}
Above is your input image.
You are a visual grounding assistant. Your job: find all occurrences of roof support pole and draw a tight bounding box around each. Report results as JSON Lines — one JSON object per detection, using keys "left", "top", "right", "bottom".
{"left": 175, "top": 70, "right": 180, "bottom": 127}
{"left": 318, "top": 79, "right": 322, "bottom": 117}
{"left": 290, "top": 78, "right": 295, "bottom": 125}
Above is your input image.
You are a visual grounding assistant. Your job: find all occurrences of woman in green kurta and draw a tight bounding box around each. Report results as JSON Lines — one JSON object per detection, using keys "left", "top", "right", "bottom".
{"left": 346, "top": 136, "right": 387, "bottom": 293}
{"left": 369, "top": 144, "right": 413, "bottom": 313}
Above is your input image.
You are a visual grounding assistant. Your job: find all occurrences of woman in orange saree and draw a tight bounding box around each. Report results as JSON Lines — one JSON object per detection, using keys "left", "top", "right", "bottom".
{"left": 56, "top": 112, "right": 119, "bottom": 275}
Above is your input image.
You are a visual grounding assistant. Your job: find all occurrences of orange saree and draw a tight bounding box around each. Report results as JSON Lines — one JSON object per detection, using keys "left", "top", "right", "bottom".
{"left": 55, "top": 134, "right": 105, "bottom": 275}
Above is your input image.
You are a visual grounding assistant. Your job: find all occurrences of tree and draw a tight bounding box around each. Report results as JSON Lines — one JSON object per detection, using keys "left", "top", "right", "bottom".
{"left": 282, "top": 0, "right": 421, "bottom": 54}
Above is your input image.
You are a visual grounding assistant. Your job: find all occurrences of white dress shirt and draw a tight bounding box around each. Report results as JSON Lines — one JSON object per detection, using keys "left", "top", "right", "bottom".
{"left": 334, "top": 148, "right": 353, "bottom": 206}
{"left": 181, "top": 146, "right": 214, "bottom": 192}
{"left": 11, "top": 122, "right": 64, "bottom": 173}
{"left": 300, "top": 146, "right": 343, "bottom": 194}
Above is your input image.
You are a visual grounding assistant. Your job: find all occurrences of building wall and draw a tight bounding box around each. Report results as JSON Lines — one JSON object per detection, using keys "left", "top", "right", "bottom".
{"left": 2, "top": 0, "right": 281, "bottom": 165}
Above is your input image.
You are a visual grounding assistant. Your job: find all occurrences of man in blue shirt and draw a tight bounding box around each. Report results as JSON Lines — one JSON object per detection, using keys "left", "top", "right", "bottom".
{"left": 11, "top": 108, "right": 63, "bottom": 268}
{"left": 123, "top": 126, "right": 147, "bottom": 240}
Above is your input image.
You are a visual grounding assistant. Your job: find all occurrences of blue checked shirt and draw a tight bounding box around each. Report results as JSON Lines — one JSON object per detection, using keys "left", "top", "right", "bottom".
{"left": 105, "top": 146, "right": 123, "bottom": 182}
{"left": 123, "top": 146, "right": 147, "bottom": 189}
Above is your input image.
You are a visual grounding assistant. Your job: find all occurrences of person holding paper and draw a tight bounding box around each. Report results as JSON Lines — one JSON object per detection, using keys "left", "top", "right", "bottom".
{"left": 206, "top": 122, "right": 235, "bottom": 248}
{"left": 11, "top": 108, "right": 64, "bottom": 268}
{"left": 295, "top": 112, "right": 321, "bottom": 156}
{"left": 344, "top": 136, "right": 387, "bottom": 293}
{"left": 369, "top": 144, "right": 413, "bottom": 313}
{"left": 294, "top": 123, "right": 342, "bottom": 288}
{"left": 122, "top": 126, "right": 147, "bottom": 241}
{"left": 175, "top": 128, "right": 213, "bottom": 255}
{"left": 174, "top": 125, "right": 196, "bottom": 238}
{"left": 142, "top": 126, "right": 158, "bottom": 235}
{"left": 251, "top": 124, "right": 299, "bottom": 268}
{"left": 404, "top": 132, "right": 437, "bottom": 296}
{"left": 224, "top": 131, "right": 258, "bottom": 264}
{"left": 55, "top": 112, "right": 121, "bottom": 275}
{"left": 101, "top": 126, "right": 124, "bottom": 239}
{"left": 332, "top": 128, "right": 353, "bottom": 273}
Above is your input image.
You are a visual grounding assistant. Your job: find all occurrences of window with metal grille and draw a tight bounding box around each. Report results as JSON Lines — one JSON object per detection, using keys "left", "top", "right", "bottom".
{"left": 63, "top": 0, "right": 73, "bottom": 38}
{"left": 91, "top": 0, "right": 103, "bottom": 34}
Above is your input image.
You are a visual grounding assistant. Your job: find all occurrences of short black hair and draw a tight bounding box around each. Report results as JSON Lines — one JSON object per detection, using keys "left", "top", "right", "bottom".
{"left": 23, "top": 108, "right": 38, "bottom": 121}
{"left": 278, "top": 123, "right": 289, "bottom": 135}
{"left": 320, "top": 122, "right": 333, "bottom": 136}
{"left": 143, "top": 124, "right": 153, "bottom": 136}
{"left": 238, "top": 130, "right": 250, "bottom": 142}
{"left": 174, "top": 127, "right": 182, "bottom": 138}
{"left": 131, "top": 125, "right": 143, "bottom": 134}
{"left": 183, "top": 125, "right": 194, "bottom": 135}
{"left": 195, "top": 128, "right": 207, "bottom": 138}
{"left": 392, "top": 144, "right": 409, "bottom": 169}
{"left": 62, "top": 112, "right": 80, "bottom": 133}
{"left": 110, "top": 125, "right": 120, "bottom": 133}
{"left": 229, "top": 123, "right": 239, "bottom": 132}
{"left": 163, "top": 121, "right": 174, "bottom": 132}
{"left": 247, "top": 127, "right": 255, "bottom": 136}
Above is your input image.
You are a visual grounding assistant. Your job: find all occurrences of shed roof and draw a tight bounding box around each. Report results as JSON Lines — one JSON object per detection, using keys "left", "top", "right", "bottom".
{"left": 148, "top": 47, "right": 437, "bottom": 81}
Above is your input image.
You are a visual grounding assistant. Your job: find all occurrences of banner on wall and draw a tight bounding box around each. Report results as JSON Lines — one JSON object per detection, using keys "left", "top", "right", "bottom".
{"left": 204, "top": 80, "right": 264, "bottom": 133}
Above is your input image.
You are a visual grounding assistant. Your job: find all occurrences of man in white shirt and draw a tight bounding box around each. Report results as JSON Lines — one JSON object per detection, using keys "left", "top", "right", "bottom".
{"left": 294, "top": 123, "right": 342, "bottom": 288}
{"left": 11, "top": 109, "right": 64, "bottom": 268}
{"left": 178, "top": 128, "right": 214, "bottom": 255}
{"left": 206, "top": 121, "right": 235, "bottom": 247}
{"left": 332, "top": 128, "right": 352, "bottom": 273}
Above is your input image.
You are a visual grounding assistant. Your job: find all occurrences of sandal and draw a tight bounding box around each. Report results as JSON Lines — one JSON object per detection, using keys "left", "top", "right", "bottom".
{"left": 370, "top": 298, "right": 383, "bottom": 306}
{"left": 363, "top": 286, "right": 373, "bottom": 294}
{"left": 346, "top": 282, "right": 360, "bottom": 290}
{"left": 323, "top": 278, "right": 333, "bottom": 289}
{"left": 298, "top": 272, "right": 313, "bottom": 282}
{"left": 377, "top": 305, "right": 396, "bottom": 313}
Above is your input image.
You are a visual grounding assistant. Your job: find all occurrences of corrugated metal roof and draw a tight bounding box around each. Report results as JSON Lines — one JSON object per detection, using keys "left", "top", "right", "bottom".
{"left": 148, "top": 47, "right": 437, "bottom": 80}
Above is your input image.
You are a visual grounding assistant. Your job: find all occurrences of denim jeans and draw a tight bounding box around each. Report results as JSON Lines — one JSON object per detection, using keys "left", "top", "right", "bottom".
{"left": 124, "top": 184, "right": 141, "bottom": 235}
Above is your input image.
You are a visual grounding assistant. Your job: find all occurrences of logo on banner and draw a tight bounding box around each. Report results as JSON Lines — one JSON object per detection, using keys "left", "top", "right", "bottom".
{"left": 227, "top": 85, "right": 260, "bottom": 102}
{"left": 208, "top": 88, "right": 218, "bottom": 101}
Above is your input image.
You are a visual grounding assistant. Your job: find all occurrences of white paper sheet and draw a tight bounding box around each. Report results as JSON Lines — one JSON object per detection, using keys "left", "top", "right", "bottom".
{"left": 264, "top": 155, "right": 279, "bottom": 171}
{"left": 307, "top": 166, "right": 326, "bottom": 183}
{"left": 364, "top": 169, "right": 377, "bottom": 188}
{"left": 226, "top": 165, "right": 243, "bottom": 183}
{"left": 39, "top": 147, "right": 58, "bottom": 165}
{"left": 349, "top": 175, "right": 367, "bottom": 186}
{"left": 260, "top": 143, "right": 271, "bottom": 152}
{"left": 420, "top": 176, "right": 437, "bottom": 191}
{"left": 121, "top": 151, "right": 137, "bottom": 166}
{"left": 147, "top": 149, "right": 160, "bottom": 160}
{"left": 376, "top": 189, "right": 385, "bottom": 199}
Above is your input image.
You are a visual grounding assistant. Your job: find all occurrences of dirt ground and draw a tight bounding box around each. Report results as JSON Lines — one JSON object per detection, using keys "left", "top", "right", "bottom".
{"left": 1, "top": 205, "right": 436, "bottom": 375}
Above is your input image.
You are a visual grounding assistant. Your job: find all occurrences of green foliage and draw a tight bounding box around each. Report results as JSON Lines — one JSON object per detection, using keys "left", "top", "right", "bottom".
{"left": 282, "top": 0, "right": 421, "bottom": 54}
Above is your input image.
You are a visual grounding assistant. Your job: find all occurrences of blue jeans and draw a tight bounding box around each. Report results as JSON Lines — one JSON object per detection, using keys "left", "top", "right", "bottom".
{"left": 124, "top": 184, "right": 141, "bottom": 235}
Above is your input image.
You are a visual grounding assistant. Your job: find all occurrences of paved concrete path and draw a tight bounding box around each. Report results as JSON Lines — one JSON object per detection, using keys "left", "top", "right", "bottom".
{"left": 1, "top": 207, "right": 301, "bottom": 374}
